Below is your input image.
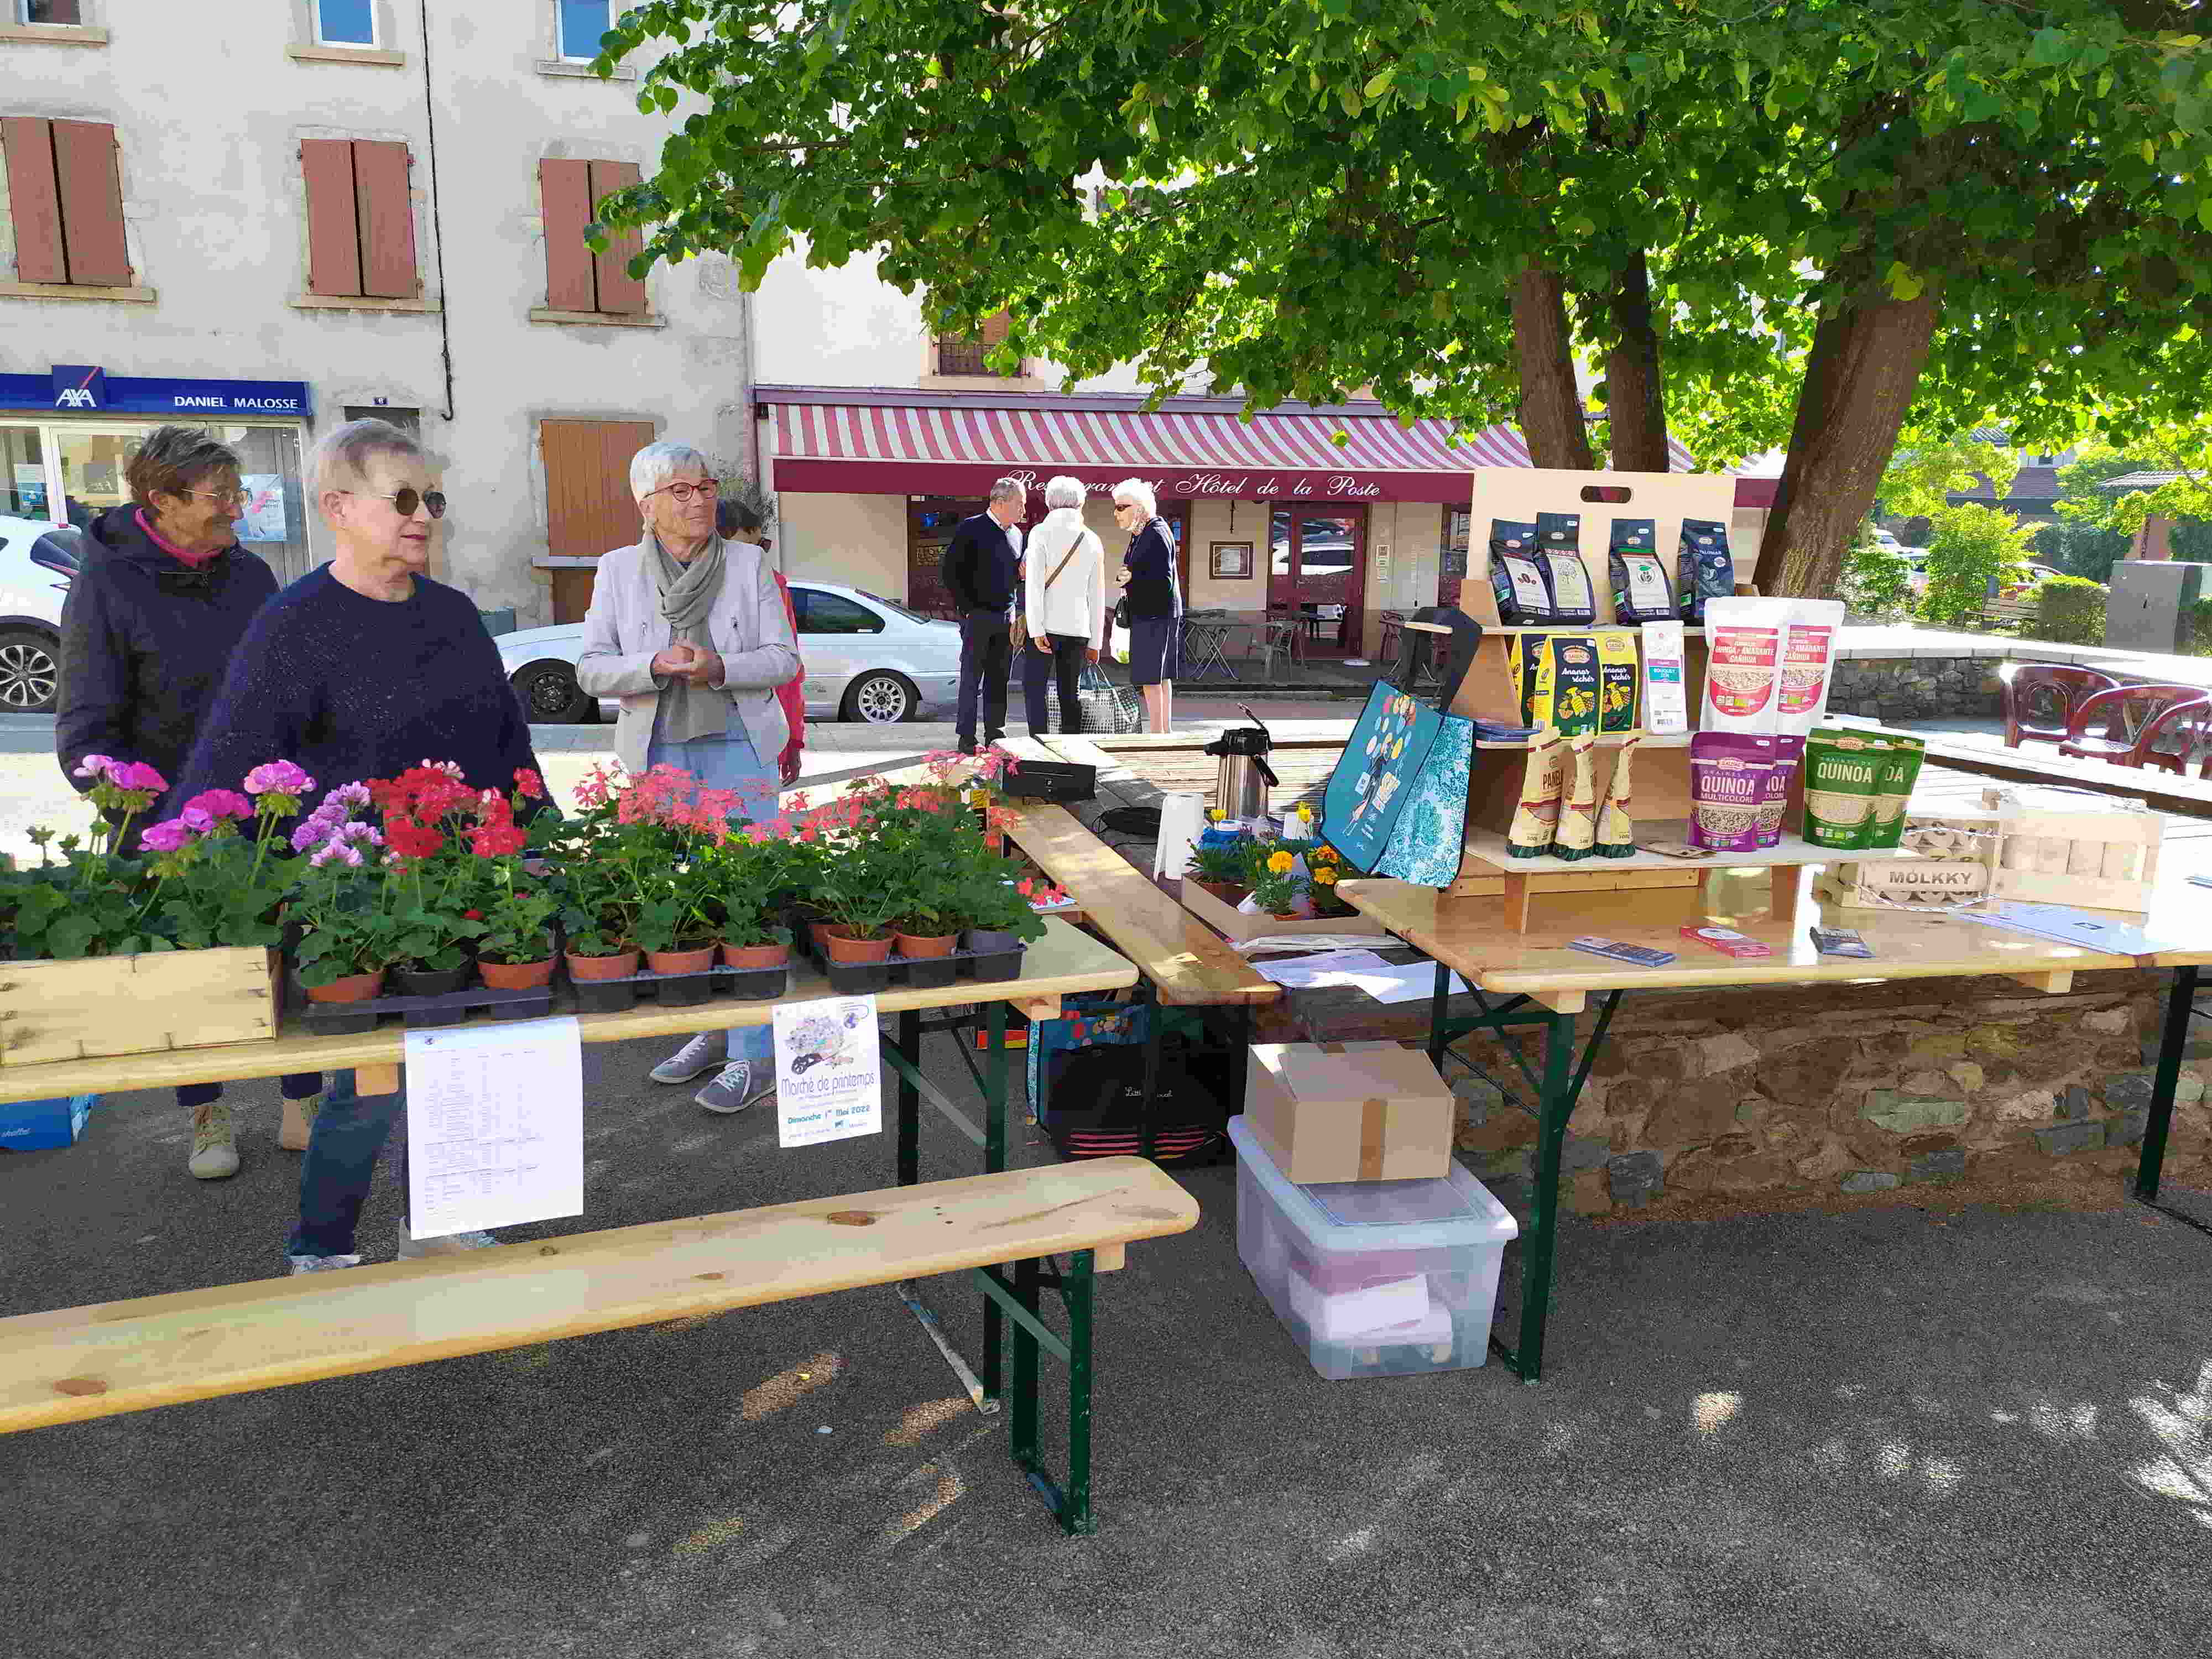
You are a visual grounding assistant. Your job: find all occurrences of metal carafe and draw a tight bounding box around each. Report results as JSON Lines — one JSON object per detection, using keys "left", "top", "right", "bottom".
{"left": 1204, "top": 705, "right": 1279, "bottom": 820}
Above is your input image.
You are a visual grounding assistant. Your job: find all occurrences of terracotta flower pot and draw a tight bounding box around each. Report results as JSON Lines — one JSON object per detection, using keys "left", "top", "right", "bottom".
{"left": 565, "top": 948, "right": 641, "bottom": 981}
{"left": 305, "top": 969, "right": 385, "bottom": 1004}
{"left": 806, "top": 920, "right": 836, "bottom": 953}
{"left": 893, "top": 929, "right": 958, "bottom": 959}
{"left": 479, "top": 957, "right": 556, "bottom": 990}
{"left": 721, "top": 940, "right": 791, "bottom": 970}
{"left": 822, "top": 926, "right": 894, "bottom": 964}
{"left": 646, "top": 945, "right": 717, "bottom": 975}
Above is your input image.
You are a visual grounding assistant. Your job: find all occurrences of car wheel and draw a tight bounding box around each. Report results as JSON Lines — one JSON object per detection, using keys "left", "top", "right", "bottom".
{"left": 510, "top": 659, "right": 594, "bottom": 724}
{"left": 0, "top": 627, "right": 60, "bottom": 713}
{"left": 842, "top": 670, "right": 920, "bottom": 723}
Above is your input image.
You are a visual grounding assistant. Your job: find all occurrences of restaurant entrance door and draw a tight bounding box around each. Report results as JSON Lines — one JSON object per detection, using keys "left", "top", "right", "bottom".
{"left": 1267, "top": 505, "right": 1368, "bottom": 656}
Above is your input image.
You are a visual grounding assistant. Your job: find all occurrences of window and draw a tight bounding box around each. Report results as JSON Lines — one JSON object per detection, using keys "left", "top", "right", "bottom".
{"left": 540, "top": 417, "right": 655, "bottom": 621}
{"left": 557, "top": 0, "right": 609, "bottom": 61}
{"left": 935, "top": 311, "right": 1015, "bottom": 377}
{"left": 343, "top": 405, "right": 420, "bottom": 434}
{"left": 19, "top": 3, "right": 84, "bottom": 23}
{"left": 314, "top": 0, "right": 376, "bottom": 46}
{"left": 537, "top": 159, "right": 646, "bottom": 315}
{"left": 300, "top": 138, "right": 418, "bottom": 298}
{"left": 794, "top": 589, "right": 884, "bottom": 635}
{"left": 0, "top": 118, "right": 128, "bottom": 285}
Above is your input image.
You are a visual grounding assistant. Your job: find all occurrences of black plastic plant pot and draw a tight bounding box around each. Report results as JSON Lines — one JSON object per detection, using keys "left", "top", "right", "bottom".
{"left": 902, "top": 957, "right": 959, "bottom": 990}
{"left": 969, "top": 948, "right": 1025, "bottom": 984}
{"left": 392, "top": 966, "right": 470, "bottom": 997}
{"left": 305, "top": 1009, "right": 378, "bottom": 1036}
{"left": 572, "top": 980, "right": 637, "bottom": 1015}
{"left": 655, "top": 974, "right": 716, "bottom": 1008}
{"left": 963, "top": 928, "right": 1024, "bottom": 954}
{"left": 825, "top": 962, "right": 893, "bottom": 995}
{"left": 723, "top": 967, "right": 788, "bottom": 1001}
{"left": 400, "top": 1002, "right": 469, "bottom": 1030}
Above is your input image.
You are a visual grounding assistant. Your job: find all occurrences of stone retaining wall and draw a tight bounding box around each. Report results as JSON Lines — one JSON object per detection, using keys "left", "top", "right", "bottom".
{"left": 1266, "top": 973, "right": 2210, "bottom": 1216}
{"left": 1828, "top": 656, "right": 2005, "bottom": 724}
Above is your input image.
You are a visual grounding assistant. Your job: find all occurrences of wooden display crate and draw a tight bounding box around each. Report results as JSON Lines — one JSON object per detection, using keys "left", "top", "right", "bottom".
{"left": 1180, "top": 879, "right": 1391, "bottom": 942}
{"left": 0, "top": 946, "right": 279, "bottom": 1067}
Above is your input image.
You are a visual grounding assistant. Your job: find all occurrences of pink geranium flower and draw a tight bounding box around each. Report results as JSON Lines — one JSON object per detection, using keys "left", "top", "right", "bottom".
{"left": 72, "top": 754, "right": 117, "bottom": 781}
{"left": 243, "top": 760, "right": 315, "bottom": 796}
{"left": 182, "top": 789, "right": 252, "bottom": 823}
{"left": 112, "top": 761, "right": 168, "bottom": 794}
{"left": 138, "top": 819, "right": 194, "bottom": 853}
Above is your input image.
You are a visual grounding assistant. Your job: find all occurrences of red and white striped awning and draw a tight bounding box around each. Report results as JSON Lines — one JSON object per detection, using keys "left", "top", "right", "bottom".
{"left": 761, "top": 387, "right": 1705, "bottom": 505}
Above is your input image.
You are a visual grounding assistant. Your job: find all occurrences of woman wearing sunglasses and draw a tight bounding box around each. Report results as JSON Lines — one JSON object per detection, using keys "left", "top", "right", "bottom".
{"left": 172, "top": 418, "right": 547, "bottom": 1274}
{"left": 55, "top": 425, "right": 328, "bottom": 1182}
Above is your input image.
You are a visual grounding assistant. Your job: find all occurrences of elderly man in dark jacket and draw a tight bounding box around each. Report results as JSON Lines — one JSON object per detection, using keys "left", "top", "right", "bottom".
{"left": 54, "top": 425, "right": 321, "bottom": 1181}
{"left": 939, "top": 476, "right": 1026, "bottom": 753}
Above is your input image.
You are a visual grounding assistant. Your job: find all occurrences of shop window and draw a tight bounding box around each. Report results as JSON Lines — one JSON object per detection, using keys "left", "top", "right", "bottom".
{"left": 1439, "top": 508, "right": 1469, "bottom": 607}
{"left": 299, "top": 138, "right": 419, "bottom": 299}
{"left": 795, "top": 589, "right": 884, "bottom": 635}
{"left": 935, "top": 311, "right": 1015, "bottom": 377}
{"left": 0, "top": 117, "right": 129, "bottom": 286}
{"left": 0, "top": 425, "right": 48, "bottom": 519}
{"left": 557, "top": 0, "right": 609, "bottom": 60}
{"left": 537, "top": 158, "right": 646, "bottom": 315}
{"left": 19, "top": 2, "right": 85, "bottom": 23}
{"left": 540, "top": 417, "right": 655, "bottom": 622}
{"left": 314, "top": 0, "right": 376, "bottom": 45}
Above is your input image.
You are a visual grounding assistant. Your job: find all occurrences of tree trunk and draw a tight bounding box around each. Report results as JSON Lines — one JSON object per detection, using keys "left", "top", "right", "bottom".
{"left": 1752, "top": 290, "right": 1940, "bottom": 598}
{"left": 1512, "top": 263, "right": 1594, "bottom": 471}
{"left": 1604, "top": 251, "right": 1670, "bottom": 472}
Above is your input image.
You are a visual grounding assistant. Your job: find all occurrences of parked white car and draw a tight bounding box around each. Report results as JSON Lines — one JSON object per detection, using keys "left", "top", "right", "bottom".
{"left": 495, "top": 580, "right": 963, "bottom": 724}
{"left": 0, "top": 513, "right": 79, "bottom": 712}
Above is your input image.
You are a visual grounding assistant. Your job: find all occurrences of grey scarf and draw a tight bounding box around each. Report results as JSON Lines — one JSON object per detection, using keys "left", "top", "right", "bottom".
{"left": 650, "top": 532, "right": 729, "bottom": 744}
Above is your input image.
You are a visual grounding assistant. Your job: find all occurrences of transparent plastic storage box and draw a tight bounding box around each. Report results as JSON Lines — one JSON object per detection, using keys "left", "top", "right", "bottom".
{"left": 1227, "top": 1114, "right": 1520, "bottom": 1380}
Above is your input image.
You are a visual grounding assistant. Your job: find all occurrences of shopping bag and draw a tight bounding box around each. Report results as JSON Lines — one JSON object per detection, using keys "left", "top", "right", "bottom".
{"left": 1026, "top": 993, "right": 1230, "bottom": 1165}
{"left": 1321, "top": 682, "right": 1448, "bottom": 873}
{"left": 1077, "top": 662, "right": 1144, "bottom": 734}
{"left": 1109, "top": 617, "right": 1133, "bottom": 665}
{"left": 1373, "top": 716, "right": 1474, "bottom": 888}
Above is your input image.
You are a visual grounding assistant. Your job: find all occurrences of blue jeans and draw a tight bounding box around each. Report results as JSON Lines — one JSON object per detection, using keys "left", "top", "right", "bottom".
{"left": 649, "top": 714, "right": 778, "bottom": 1065}
{"left": 287, "top": 1070, "right": 403, "bottom": 1260}
{"left": 180, "top": 1072, "right": 321, "bottom": 1111}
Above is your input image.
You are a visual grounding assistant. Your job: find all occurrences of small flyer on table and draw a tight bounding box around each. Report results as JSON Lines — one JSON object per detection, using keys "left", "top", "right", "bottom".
{"left": 405, "top": 1016, "right": 585, "bottom": 1240}
{"left": 773, "top": 995, "right": 883, "bottom": 1148}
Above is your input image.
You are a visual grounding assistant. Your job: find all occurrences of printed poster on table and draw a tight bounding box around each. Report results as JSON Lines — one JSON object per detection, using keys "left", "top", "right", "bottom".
{"left": 773, "top": 995, "right": 883, "bottom": 1147}
{"left": 404, "top": 1016, "right": 585, "bottom": 1239}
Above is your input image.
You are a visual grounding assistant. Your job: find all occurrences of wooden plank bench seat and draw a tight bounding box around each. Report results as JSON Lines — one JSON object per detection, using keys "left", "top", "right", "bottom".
{"left": 0, "top": 1157, "right": 1199, "bottom": 1535}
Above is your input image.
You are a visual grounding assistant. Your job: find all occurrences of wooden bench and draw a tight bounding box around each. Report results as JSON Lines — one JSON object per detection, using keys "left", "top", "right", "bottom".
{"left": 0, "top": 1157, "right": 1198, "bottom": 1536}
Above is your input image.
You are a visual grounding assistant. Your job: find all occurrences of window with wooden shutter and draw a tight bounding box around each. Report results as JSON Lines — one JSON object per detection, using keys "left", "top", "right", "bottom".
{"left": 300, "top": 137, "right": 418, "bottom": 299}
{"left": 540, "top": 417, "right": 656, "bottom": 622}
{"left": 935, "top": 310, "right": 1016, "bottom": 377}
{"left": 537, "top": 156, "right": 648, "bottom": 315}
{"left": 1, "top": 117, "right": 128, "bottom": 286}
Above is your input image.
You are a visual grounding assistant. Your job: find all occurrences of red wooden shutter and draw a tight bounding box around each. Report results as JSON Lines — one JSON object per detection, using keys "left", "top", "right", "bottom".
{"left": 539, "top": 159, "right": 595, "bottom": 311}
{"left": 301, "top": 138, "right": 362, "bottom": 296}
{"left": 51, "top": 120, "right": 128, "bottom": 286}
{"left": 352, "top": 140, "right": 418, "bottom": 298}
{"left": 1, "top": 119, "right": 65, "bottom": 284}
{"left": 588, "top": 160, "right": 646, "bottom": 315}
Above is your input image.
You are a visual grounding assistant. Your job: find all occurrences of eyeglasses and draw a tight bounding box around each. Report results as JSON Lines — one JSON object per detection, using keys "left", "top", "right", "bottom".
{"left": 180, "top": 488, "right": 251, "bottom": 508}
{"left": 343, "top": 488, "right": 447, "bottom": 519}
{"left": 647, "top": 480, "right": 719, "bottom": 504}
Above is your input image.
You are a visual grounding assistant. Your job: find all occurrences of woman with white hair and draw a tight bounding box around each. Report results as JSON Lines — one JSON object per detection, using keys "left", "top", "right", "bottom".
{"left": 1019, "top": 473, "right": 1107, "bottom": 738}
{"left": 173, "top": 417, "right": 547, "bottom": 1274}
{"left": 1112, "top": 477, "right": 1181, "bottom": 733}
{"left": 577, "top": 441, "right": 799, "bottom": 1115}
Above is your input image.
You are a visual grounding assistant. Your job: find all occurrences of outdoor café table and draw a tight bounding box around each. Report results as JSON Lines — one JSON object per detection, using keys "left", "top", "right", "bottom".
{"left": 1339, "top": 873, "right": 2178, "bottom": 1384}
{"left": 1180, "top": 615, "right": 1241, "bottom": 681}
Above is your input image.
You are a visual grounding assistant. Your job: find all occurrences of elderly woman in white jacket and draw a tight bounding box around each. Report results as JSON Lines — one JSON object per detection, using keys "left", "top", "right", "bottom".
{"left": 1019, "top": 474, "right": 1108, "bottom": 737}
{"left": 576, "top": 440, "right": 799, "bottom": 1116}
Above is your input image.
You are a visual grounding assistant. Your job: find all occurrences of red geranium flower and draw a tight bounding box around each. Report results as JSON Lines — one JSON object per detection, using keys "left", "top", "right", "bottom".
{"left": 469, "top": 823, "right": 528, "bottom": 858}
{"left": 384, "top": 817, "right": 446, "bottom": 860}
{"left": 513, "top": 768, "right": 545, "bottom": 801}
{"left": 463, "top": 909, "right": 484, "bottom": 921}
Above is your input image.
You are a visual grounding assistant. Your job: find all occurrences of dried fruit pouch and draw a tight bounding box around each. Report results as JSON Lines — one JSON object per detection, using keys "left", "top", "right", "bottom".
{"left": 1800, "top": 727, "right": 1884, "bottom": 849}
{"left": 1689, "top": 731, "right": 1775, "bottom": 854}
{"left": 1608, "top": 519, "right": 1674, "bottom": 623}
{"left": 1519, "top": 635, "right": 1553, "bottom": 727}
{"left": 1506, "top": 734, "right": 1567, "bottom": 859}
{"left": 1595, "top": 631, "right": 1639, "bottom": 733}
{"left": 1551, "top": 735, "right": 1599, "bottom": 861}
{"left": 1700, "top": 596, "right": 1787, "bottom": 734}
{"left": 1535, "top": 511, "right": 1595, "bottom": 625}
{"left": 1677, "top": 518, "right": 1735, "bottom": 624}
{"left": 1489, "top": 519, "right": 1548, "bottom": 624}
{"left": 1597, "top": 734, "right": 1639, "bottom": 858}
{"left": 1546, "top": 635, "right": 1601, "bottom": 736}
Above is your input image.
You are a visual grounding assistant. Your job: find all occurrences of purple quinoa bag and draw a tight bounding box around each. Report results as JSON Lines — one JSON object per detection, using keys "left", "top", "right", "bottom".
{"left": 1689, "top": 732, "right": 1777, "bottom": 853}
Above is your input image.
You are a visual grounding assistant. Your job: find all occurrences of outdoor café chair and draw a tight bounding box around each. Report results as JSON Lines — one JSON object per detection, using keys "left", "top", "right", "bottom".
{"left": 2056, "top": 683, "right": 2212, "bottom": 774}
{"left": 2001, "top": 662, "right": 2119, "bottom": 749}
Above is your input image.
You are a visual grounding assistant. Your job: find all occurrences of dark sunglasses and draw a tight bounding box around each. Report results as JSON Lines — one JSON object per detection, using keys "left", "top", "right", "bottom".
{"left": 345, "top": 488, "right": 447, "bottom": 519}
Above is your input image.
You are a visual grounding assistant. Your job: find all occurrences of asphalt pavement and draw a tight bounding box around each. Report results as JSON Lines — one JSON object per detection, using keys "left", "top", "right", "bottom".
{"left": 3, "top": 1027, "right": 2209, "bottom": 1659}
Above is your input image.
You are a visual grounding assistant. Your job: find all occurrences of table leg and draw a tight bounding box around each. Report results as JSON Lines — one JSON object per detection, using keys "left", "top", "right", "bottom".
{"left": 1427, "top": 958, "right": 1452, "bottom": 1071}
{"left": 982, "top": 996, "right": 1007, "bottom": 1405}
{"left": 2139, "top": 964, "right": 2198, "bottom": 1203}
{"left": 1500, "top": 1006, "right": 1577, "bottom": 1384}
{"left": 896, "top": 1007, "right": 920, "bottom": 1188}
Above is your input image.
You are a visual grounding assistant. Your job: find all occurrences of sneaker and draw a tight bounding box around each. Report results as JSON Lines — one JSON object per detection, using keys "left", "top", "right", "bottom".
{"left": 278, "top": 1091, "right": 323, "bottom": 1152}
{"left": 650, "top": 1032, "right": 724, "bottom": 1085}
{"left": 397, "top": 1230, "right": 498, "bottom": 1260}
{"left": 188, "top": 1100, "right": 239, "bottom": 1180}
{"left": 697, "top": 1060, "right": 776, "bottom": 1115}
{"left": 288, "top": 1253, "right": 363, "bottom": 1275}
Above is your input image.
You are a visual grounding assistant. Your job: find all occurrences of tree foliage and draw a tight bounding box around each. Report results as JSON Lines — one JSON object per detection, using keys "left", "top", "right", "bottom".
{"left": 1918, "top": 503, "right": 2037, "bottom": 625}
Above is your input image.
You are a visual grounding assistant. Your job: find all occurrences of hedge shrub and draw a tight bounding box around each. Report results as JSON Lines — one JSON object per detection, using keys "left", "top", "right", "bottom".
{"left": 2036, "top": 575, "right": 2107, "bottom": 645}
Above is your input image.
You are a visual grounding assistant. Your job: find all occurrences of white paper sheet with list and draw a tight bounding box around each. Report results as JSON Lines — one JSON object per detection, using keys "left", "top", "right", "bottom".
{"left": 404, "top": 1017, "right": 584, "bottom": 1240}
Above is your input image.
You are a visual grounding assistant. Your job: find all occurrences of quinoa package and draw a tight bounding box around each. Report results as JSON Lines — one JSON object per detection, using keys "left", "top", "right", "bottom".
{"left": 1688, "top": 731, "right": 1776, "bottom": 854}
{"left": 1551, "top": 734, "right": 1599, "bottom": 862}
{"left": 1677, "top": 518, "right": 1735, "bottom": 624}
{"left": 1595, "top": 630, "right": 1639, "bottom": 733}
{"left": 1546, "top": 635, "right": 1601, "bottom": 736}
{"left": 1700, "top": 596, "right": 1789, "bottom": 735}
{"left": 1608, "top": 519, "right": 1674, "bottom": 624}
{"left": 1775, "top": 599, "right": 1845, "bottom": 737}
{"left": 1756, "top": 734, "right": 1804, "bottom": 849}
{"left": 1867, "top": 733, "right": 1927, "bottom": 848}
{"left": 1488, "top": 519, "right": 1550, "bottom": 624}
{"left": 1506, "top": 734, "right": 1567, "bottom": 859}
{"left": 1534, "top": 512, "right": 1595, "bottom": 625}
{"left": 1801, "top": 727, "right": 1886, "bottom": 849}
{"left": 1597, "top": 734, "right": 1639, "bottom": 858}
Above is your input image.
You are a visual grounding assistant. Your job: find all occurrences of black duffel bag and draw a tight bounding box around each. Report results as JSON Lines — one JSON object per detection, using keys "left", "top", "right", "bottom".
{"left": 1041, "top": 1034, "right": 1234, "bottom": 1166}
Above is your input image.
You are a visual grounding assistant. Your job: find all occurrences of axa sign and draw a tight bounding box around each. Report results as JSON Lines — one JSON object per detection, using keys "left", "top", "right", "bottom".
{"left": 51, "top": 365, "right": 106, "bottom": 411}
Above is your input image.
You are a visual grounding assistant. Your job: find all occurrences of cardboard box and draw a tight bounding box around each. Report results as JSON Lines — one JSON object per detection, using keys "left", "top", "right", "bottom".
{"left": 1246, "top": 1041, "right": 1454, "bottom": 1183}
{"left": 0, "top": 1094, "right": 96, "bottom": 1153}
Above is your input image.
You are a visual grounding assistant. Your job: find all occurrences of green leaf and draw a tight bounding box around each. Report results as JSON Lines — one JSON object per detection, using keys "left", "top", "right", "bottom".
{"left": 1363, "top": 67, "right": 1395, "bottom": 100}
{"left": 1885, "top": 262, "right": 1925, "bottom": 301}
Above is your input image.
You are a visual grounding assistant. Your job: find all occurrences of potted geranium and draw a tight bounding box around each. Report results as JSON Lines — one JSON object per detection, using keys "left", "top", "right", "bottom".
{"left": 813, "top": 836, "right": 904, "bottom": 963}
{"left": 703, "top": 831, "right": 796, "bottom": 970}
{"left": 5, "top": 756, "right": 173, "bottom": 960}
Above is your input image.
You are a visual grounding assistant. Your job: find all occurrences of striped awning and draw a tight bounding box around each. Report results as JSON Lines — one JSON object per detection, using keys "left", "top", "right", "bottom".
{"left": 761, "top": 386, "right": 1705, "bottom": 505}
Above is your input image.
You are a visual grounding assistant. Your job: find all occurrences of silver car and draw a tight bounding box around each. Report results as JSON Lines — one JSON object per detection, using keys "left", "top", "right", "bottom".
{"left": 494, "top": 580, "right": 963, "bottom": 724}
{"left": 0, "top": 514, "right": 80, "bottom": 713}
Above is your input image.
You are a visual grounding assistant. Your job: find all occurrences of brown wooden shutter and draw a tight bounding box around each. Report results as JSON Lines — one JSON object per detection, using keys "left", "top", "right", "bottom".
{"left": 51, "top": 120, "right": 129, "bottom": 286}
{"left": 301, "top": 138, "right": 362, "bottom": 296}
{"left": 980, "top": 309, "right": 1012, "bottom": 348}
{"left": 1, "top": 118, "right": 66, "bottom": 284}
{"left": 353, "top": 140, "right": 418, "bottom": 298}
{"left": 587, "top": 160, "right": 646, "bottom": 315}
{"left": 542, "top": 418, "right": 657, "bottom": 557}
{"left": 539, "top": 159, "right": 596, "bottom": 311}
